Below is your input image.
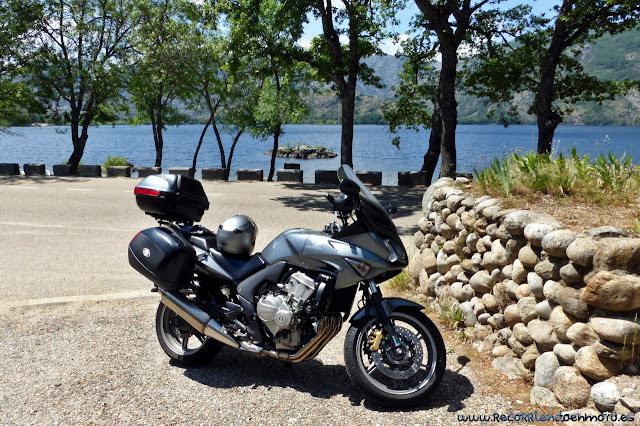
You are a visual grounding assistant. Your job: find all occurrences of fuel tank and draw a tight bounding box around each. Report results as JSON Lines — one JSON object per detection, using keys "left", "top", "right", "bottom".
{"left": 261, "top": 229, "right": 389, "bottom": 289}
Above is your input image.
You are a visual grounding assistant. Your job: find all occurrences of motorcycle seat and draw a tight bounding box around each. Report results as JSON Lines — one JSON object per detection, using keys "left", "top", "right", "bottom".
{"left": 208, "top": 248, "right": 267, "bottom": 283}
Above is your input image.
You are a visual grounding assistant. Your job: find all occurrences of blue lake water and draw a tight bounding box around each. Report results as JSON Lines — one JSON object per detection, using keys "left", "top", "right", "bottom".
{"left": 1, "top": 124, "right": 639, "bottom": 185}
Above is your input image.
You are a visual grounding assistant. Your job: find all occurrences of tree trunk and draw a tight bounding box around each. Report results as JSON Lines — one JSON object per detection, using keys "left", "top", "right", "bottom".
{"left": 535, "top": 13, "right": 568, "bottom": 155}
{"left": 438, "top": 40, "right": 458, "bottom": 178}
{"left": 211, "top": 116, "right": 226, "bottom": 170}
{"left": 154, "top": 92, "right": 164, "bottom": 168}
{"left": 225, "top": 129, "right": 244, "bottom": 181}
{"left": 421, "top": 99, "right": 442, "bottom": 183}
{"left": 150, "top": 109, "right": 163, "bottom": 168}
{"left": 268, "top": 125, "right": 281, "bottom": 182}
{"left": 192, "top": 117, "right": 212, "bottom": 170}
{"left": 340, "top": 88, "right": 356, "bottom": 167}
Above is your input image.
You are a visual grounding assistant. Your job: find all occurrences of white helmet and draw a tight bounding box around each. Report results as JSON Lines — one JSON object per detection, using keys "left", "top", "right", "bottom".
{"left": 217, "top": 215, "right": 258, "bottom": 256}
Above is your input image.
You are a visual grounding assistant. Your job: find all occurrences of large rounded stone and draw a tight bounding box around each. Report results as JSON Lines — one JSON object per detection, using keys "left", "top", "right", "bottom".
{"left": 414, "top": 230, "right": 425, "bottom": 249}
{"left": 475, "top": 198, "right": 500, "bottom": 215}
{"left": 459, "top": 301, "right": 478, "bottom": 327}
{"left": 492, "top": 357, "right": 528, "bottom": 380}
{"left": 447, "top": 195, "right": 466, "bottom": 211}
{"left": 525, "top": 223, "right": 560, "bottom": 248}
{"left": 518, "top": 297, "right": 538, "bottom": 324}
{"left": 553, "top": 366, "right": 591, "bottom": 409}
{"left": 527, "top": 272, "right": 544, "bottom": 298}
{"left": 590, "top": 316, "right": 640, "bottom": 345}
{"left": 554, "top": 343, "right": 578, "bottom": 365}
{"left": 477, "top": 312, "right": 491, "bottom": 325}
{"left": 509, "top": 335, "right": 527, "bottom": 356}
{"left": 543, "top": 280, "right": 563, "bottom": 304}
{"left": 566, "top": 323, "right": 599, "bottom": 347}
{"left": 511, "top": 259, "right": 527, "bottom": 284}
{"left": 593, "top": 339, "right": 636, "bottom": 361}
{"left": 515, "top": 284, "right": 531, "bottom": 300}
{"left": 535, "top": 300, "right": 553, "bottom": 320}
{"left": 530, "top": 386, "right": 560, "bottom": 408}
{"left": 585, "top": 226, "right": 629, "bottom": 240}
{"left": 559, "top": 262, "right": 584, "bottom": 286}
{"left": 409, "top": 252, "right": 423, "bottom": 285}
{"left": 482, "top": 293, "right": 498, "bottom": 313}
{"left": 542, "top": 230, "right": 578, "bottom": 258}
{"left": 575, "top": 346, "right": 620, "bottom": 381}
{"left": 549, "top": 305, "right": 576, "bottom": 341}
{"left": 534, "top": 259, "right": 562, "bottom": 281}
{"left": 421, "top": 249, "right": 438, "bottom": 274}
{"left": 436, "top": 249, "right": 449, "bottom": 274}
{"left": 582, "top": 271, "right": 640, "bottom": 311}
{"left": 556, "top": 287, "right": 589, "bottom": 320}
{"left": 528, "top": 319, "right": 558, "bottom": 352}
{"left": 535, "top": 352, "right": 560, "bottom": 388}
{"left": 590, "top": 382, "right": 620, "bottom": 412}
{"left": 519, "top": 244, "right": 542, "bottom": 268}
{"left": 566, "top": 238, "right": 597, "bottom": 267}
{"left": 504, "top": 304, "right": 521, "bottom": 327}
{"left": 593, "top": 237, "right": 640, "bottom": 274}
{"left": 504, "top": 210, "right": 560, "bottom": 236}
{"left": 469, "top": 270, "right": 494, "bottom": 294}
{"left": 521, "top": 344, "right": 540, "bottom": 368}
{"left": 513, "top": 322, "right": 534, "bottom": 346}
{"left": 488, "top": 313, "right": 507, "bottom": 330}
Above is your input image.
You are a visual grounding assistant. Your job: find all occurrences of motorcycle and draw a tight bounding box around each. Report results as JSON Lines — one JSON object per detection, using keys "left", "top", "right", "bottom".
{"left": 128, "top": 165, "right": 445, "bottom": 407}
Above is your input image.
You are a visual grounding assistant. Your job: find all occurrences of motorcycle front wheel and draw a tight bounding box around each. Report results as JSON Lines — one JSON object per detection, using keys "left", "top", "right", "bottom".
{"left": 155, "top": 300, "right": 222, "bottom": 366}
{"left": 344, "top": 309, "right": 446, "bottom": 407}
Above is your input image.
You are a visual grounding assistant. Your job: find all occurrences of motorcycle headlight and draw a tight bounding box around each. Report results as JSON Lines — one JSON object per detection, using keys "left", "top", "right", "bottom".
{"left": 345, "top": 258, "right": 371, "bottom": 277}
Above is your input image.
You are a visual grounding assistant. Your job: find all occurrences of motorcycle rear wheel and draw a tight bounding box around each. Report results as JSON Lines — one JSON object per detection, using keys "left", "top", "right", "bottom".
{"left": 344, "top": 309, "right": 445, "bottom": 407}
{"left": 155, "top": 299, "right": 222, "bottom": 366}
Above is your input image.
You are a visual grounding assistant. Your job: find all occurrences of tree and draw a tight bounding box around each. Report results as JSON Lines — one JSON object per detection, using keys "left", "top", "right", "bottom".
{"left": 164, "top": 1, "right": 263, "bottom": 179}
{"left": 129, "top": 0, "right": 186, "bottom": 168}
{"left": 0, "top": 0, "right": 43, "bottom": 128}
{"left": 468, "top": 0, "right": 640, "bottom": 154}
{"left": 224, "top": 0, "right": 312, "bottom": 181}
{"left": 31, "top": 0, "right": 137, "bottom": 171}
{"left": 287, "top": 0, "right": 387, "bottom": 167}
{"left": 384, "top": 1, "right": 531, "bottom": 182}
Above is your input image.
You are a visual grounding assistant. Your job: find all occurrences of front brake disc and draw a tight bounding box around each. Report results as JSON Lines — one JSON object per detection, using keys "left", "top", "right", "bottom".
{"left": 370, "top": 326, "right": 423, "bottom": 379}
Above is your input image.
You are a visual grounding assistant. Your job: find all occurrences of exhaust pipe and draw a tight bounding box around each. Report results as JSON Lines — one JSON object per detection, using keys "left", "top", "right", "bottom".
{"left": 158, "top": 288, "right": 240, "bottom": 349}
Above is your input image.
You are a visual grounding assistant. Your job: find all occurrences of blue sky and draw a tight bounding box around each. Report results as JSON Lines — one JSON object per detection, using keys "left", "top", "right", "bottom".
{"left": 301, "top": 0, "right": 561, "bottom": 54}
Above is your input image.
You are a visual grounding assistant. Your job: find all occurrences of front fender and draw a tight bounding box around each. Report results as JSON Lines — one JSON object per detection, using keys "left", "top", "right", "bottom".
{"left": 349, "top": 297, "right": 425, "bottom": 324}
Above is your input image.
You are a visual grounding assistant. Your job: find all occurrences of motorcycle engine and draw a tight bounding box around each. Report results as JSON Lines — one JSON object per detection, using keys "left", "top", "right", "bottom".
{"left": 256, "top": 271, "right": 318, "bottom": 350}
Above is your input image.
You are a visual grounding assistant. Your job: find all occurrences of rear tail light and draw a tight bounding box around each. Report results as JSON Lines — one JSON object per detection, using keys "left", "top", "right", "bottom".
{"left": 134, "top": 187, "right": 159, "bottom": 197}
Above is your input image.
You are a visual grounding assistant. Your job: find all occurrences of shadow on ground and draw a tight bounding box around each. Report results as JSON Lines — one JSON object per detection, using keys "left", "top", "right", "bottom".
{"left": 182, "top": 347, "right": 474, "bottom": 412}
{"left": 269, "top": 183, "right": 426, "bottom": 221}
{"left": 0, "top": 175, "right": 92, "bottom": 185}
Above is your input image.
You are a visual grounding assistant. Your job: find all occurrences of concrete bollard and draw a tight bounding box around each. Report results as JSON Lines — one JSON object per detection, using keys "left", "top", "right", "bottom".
{"left": 315, "top": 170, "right": 339, "bottom": 185}
{"left": 107, "top": 166, "right": 131, "bottom": 177}
{"left": 356, "top": 171, "right": 382, "bottom": 186}
{"left": 0, "top": 163, "right": 20, "bottom": 175}
{"left": 237, "top": 169, "right": 264, "bottom": 181}
{"left": 23, "top": 164, "right": 46, "bottom": 176}
{"left": 137, "top": 167, "right": 162, "bottom": 178}
{"left": 53, "top": 165, "right": 72, "bottom": 176}
{"left": 284, "top": 163, "right": 300, "bottom": 170}
{"left": 168, "top": 167, "right": 195, "bottom": 178}
{"left": 202, "top": 168, "right": 229, "bottom": 180}
{"left": 79, "top": 165, "right": 102, "bottom": 177}
{"left": 277, "top": 169, "right": 303, "bottom": 183}
{"left": 398, "top": 171, "right": 429, "bottom": 187}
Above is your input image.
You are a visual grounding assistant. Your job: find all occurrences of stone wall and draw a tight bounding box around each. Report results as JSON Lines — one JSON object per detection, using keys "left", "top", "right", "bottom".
{"left": 412, "top": 177, "right": 639, "bottom": 415}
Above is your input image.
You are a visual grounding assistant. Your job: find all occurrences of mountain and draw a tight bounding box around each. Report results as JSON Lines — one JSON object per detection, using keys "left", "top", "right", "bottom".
{"left": 309, "top": 28, "right": 640, "bottom": 126}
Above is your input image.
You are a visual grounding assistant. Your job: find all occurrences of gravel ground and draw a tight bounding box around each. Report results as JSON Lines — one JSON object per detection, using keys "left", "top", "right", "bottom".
{"left": 0, "top": 296, "right": 524, "bottom": 426}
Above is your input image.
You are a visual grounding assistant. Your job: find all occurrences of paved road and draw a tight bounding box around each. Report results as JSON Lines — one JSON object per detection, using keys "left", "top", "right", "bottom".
{"left": 0, "top": 176, "right": 518, "bottom": 424}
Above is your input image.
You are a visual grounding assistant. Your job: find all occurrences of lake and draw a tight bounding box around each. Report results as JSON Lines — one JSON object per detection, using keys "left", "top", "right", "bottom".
{"left": 1, "top": 124, "right": 639, "bottom": 185}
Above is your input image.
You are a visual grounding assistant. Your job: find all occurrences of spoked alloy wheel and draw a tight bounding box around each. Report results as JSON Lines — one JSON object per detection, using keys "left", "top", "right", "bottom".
{"left": 344, "top": 310, "right": 445, "bottom": 407}
{"left": 155, "top": 294, "right": 221, "bottom": 366}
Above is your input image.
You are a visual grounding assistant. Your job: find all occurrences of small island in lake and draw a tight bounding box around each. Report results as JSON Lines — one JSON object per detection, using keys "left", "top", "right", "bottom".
{"left": 267, "top": 145, "right": 338, "bottom": 159}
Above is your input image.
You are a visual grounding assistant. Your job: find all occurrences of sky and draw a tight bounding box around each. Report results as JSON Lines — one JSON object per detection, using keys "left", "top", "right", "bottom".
{"left": 300, "top": 0, "right": 562, "bottom": 55}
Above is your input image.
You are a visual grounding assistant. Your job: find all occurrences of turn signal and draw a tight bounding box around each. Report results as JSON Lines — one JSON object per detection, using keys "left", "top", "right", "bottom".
{"left": 345, "top": 258, "right": 371, "bottom": 277}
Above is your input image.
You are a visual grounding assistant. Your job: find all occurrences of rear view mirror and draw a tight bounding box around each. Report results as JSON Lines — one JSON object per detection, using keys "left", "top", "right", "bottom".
{"left": 340, "top": 178, "right": 360, "bottom": 196}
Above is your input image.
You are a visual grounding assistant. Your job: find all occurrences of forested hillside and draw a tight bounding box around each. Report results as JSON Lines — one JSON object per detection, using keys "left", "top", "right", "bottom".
{"left": 303, "top": 28, "right": 640, "bottom": 126}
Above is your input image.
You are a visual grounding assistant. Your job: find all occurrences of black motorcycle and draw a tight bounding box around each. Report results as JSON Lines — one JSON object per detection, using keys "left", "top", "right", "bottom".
{"left": 128, "top": 165, "right": 445, "bottom": 407}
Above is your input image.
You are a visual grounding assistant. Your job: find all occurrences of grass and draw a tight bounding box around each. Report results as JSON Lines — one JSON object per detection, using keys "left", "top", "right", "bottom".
{"left": 473, "top": 147, "right": 640, "bottom": 207}
{"left": 102, "top": 154, "right": 129, "bottom": 174}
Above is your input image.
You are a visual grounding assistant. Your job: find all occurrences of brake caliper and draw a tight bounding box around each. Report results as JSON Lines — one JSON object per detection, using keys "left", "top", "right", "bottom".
{"left": 368, "top": 330, "right": 383, "bottom": 352}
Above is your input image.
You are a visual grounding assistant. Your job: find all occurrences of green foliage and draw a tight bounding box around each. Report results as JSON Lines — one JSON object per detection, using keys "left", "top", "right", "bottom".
{"left": 103, "top": 155, "right": 129, "bottom": 168}
{"left": 475, "top": 148, "right": 640, "bottom": 201}
{"left": 437, "top": 300, "right": 465, "bottom": 330}
{"left": 385, "top": 269, "right": 412, "bottom": 292}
